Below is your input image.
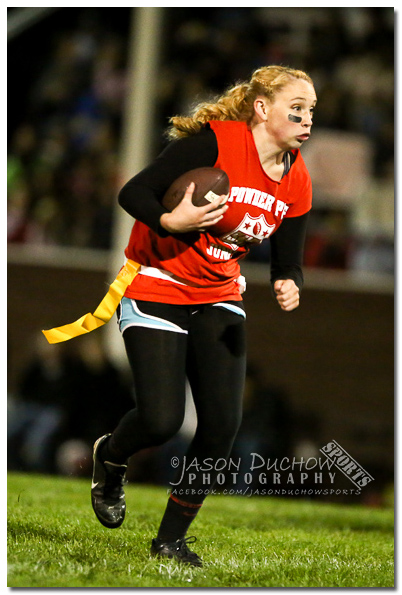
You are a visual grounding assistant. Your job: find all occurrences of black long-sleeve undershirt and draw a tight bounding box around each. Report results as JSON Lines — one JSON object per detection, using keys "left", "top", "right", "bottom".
{"left": 118, "top": 126, "right": 310, "bottom": 290}
{"left": 118, "top": 128, "right": 218, "bottom": 236}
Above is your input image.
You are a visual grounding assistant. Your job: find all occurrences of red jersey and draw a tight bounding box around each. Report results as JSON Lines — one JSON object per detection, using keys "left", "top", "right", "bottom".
{"left": 124, "top": 120, "right": 312, "bottom": 305}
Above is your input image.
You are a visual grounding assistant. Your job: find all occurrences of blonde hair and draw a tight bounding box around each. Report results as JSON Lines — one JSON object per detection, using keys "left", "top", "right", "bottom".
{"left": 167, "top": 65, "right": 314, "bottom": 140}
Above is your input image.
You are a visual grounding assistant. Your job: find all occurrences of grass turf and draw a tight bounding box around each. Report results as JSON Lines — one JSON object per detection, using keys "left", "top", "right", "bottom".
{"left": 8, "top": 472, "right": 394, "bottom": 588}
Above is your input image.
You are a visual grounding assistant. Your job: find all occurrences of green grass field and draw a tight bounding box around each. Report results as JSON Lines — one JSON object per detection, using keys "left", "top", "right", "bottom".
{"left": 8, "top": 472, "right": 394, "bottom": 588}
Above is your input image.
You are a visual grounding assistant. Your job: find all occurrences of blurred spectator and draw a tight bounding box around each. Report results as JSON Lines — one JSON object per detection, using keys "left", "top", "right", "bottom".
{"left": 8, "top": 335, "right": 87, "bottom": 473}
{"left": 349, "top": 236, "right": 394, "bottom": 275}
{"left": 8, "top": 12, "right": 127, "bottom": 250}
{"left": 303, "top": 209, "right": 353, "bottom": 270}
{"left": 7, "top": 332, "right": 133, "bottom": 475}
{"left": 64, "top": 334, "right": 133, "bottom": 444}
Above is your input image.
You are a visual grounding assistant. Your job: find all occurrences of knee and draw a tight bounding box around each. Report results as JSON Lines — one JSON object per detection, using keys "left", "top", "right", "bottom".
{"left": 219, "top": 417, "right": 243, "bottom": 447}
{"left": 141, "top": 412, "right": 185, "bottom": 447}
{"left": 198, "top": 413, "right": 242, "bottom": 451}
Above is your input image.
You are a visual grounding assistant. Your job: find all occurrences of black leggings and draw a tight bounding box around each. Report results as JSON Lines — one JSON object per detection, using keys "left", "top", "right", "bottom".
{"left": 110, "top": 302, "right": 247, "bottom": 504}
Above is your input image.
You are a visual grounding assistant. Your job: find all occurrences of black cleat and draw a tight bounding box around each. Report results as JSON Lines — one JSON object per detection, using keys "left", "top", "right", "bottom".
{"left": 91, "top": 434, "right": 128, "bottom": 529}
{"left": 150, "top": 536, "right": 203, "bottom": 567}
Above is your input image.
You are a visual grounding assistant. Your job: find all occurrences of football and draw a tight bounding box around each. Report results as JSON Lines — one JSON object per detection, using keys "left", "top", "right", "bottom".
{"left": 162, "top": 167, "right": 230, "bottom": 211}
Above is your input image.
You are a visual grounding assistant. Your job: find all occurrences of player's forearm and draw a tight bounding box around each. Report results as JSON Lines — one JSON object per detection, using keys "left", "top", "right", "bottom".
{"left": 269, "top": 212, "right": 310, "bottom": 292}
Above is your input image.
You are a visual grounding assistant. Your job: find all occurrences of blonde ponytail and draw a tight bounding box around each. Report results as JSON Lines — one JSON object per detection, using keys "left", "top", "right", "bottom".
{"left": 167, "top": 65, "right": 313, "bottom": 140}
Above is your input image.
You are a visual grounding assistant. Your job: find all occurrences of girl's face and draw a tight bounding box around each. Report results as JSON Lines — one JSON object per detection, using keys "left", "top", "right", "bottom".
{"left": 264, "top": 79, "right": 317, "bottom": 151}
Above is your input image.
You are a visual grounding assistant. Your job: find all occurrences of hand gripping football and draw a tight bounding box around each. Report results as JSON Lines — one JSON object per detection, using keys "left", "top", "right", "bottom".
{"left": 162, "top": 167, "right": 230, "bottom": 211}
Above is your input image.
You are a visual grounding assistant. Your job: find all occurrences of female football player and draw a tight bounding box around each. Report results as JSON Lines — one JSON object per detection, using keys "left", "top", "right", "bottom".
{"left": 91, "top": 65, "right": 317, "bottom": 567}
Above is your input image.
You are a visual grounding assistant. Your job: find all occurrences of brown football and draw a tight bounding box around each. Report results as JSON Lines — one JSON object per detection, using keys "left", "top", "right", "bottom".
{"left": 161, "top": 167, "right": 230, "bottom": 211}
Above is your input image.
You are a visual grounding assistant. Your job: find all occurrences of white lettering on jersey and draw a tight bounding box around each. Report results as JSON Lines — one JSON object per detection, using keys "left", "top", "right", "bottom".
{"left": 206, "top": 244, "right": 233, "bottom": 260}
{"left": 275, "top": 199, "right": 289, "bottom": 218}
{"left": 235, "top": 187, "right": 247, "bottom": 203}
{"left": 244, "top": 187, "right": 257, "bottom": 204}
{"left": 262, "top": 194, "right": 276, "bottom": 212}
{"left": 227, "top": 186, "right": 288, "bottom": 218}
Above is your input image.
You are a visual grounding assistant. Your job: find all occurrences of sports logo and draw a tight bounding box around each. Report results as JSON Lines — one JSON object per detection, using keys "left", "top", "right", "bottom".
{"left": 221, "top": 213, "right": 276, "bottom": 247}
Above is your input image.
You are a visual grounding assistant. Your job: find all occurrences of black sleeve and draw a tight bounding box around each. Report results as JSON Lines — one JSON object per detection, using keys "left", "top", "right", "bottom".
{"left": 269, "top": 211, "right": 310, "bottom": 292}
{"left": 118, "top": 127, "right": 218, "bottom": 236}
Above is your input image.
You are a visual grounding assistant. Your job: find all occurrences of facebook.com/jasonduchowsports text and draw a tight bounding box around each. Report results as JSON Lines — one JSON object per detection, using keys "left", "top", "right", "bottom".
{"left": 167, "top": 440, "right": 374, "bottom": 498}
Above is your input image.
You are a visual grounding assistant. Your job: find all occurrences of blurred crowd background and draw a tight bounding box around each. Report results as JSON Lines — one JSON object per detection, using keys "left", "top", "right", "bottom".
{"left": 7, "top": 8, "right": 394, "bottom": 506}
{"left": 8, "top": 7, "right": 394, "bottom": 269}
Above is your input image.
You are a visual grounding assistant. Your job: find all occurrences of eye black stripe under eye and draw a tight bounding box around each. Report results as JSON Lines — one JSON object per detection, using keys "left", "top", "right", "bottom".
{"left": 288, "top": 114, "right": 302, "bottom": 123}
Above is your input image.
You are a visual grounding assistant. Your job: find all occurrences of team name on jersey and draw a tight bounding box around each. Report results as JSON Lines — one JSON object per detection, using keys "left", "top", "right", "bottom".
{"left": 206, "top": 243, "right": 233, "bottom": 260}
{"left": 228, "top": 186, "right": 289, "bottom": 219}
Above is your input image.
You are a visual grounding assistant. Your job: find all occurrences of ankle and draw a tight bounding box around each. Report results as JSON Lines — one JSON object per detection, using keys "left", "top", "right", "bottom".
{"left": 99, "top": 435, "right": 128, "bottom": 466}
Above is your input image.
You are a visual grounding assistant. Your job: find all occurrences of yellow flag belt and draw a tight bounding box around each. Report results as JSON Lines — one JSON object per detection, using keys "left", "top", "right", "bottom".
{"left": 42, "top": 259, "right": 141, "bottom": 344}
